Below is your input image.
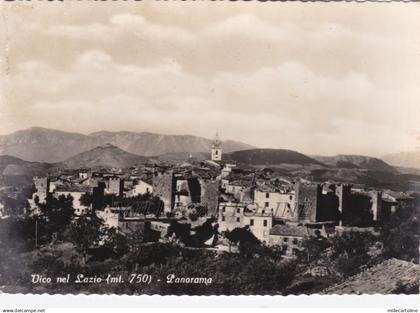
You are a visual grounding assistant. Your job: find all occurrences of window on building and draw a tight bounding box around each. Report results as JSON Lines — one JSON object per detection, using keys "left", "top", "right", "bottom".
{"left": 292, "top": 238, "right": 298, "bottom": 245}
{"left": 265, "top": 193, "right": 270, "bottom": 198}
{"left": 236, "top": 217, "right": 240, "bottom": 223}
{"left": 263, "top": 220, "right": 268, "bottom": 227}
{"left": 262, "top": 209, "right": 265, "bottom": 214}
{"left": 250, "top": 219, "right": 254, "bottom": 226}
{"left": 222, "top": 216, "right": 225, "bottom": 222}
{"left": 283, "top": 237, "right": 288, "bottom": 243}
{"left": 265, "top": 202, "right": 269, "bottom": 208}
{"left": 289, "top": 195, "right": 293, "bottom": 200}
{"left": 237, "top": 208, "right": 241, "bottom": 213}
{"left": 215, "top": 150, "right": 218, "bottom": 155}
{"left": 222, "top": 207, "right": 226, "bottom": 212}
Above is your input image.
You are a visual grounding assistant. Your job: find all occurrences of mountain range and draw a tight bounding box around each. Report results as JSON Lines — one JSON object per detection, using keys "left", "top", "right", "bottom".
{"left": 312, "top": 154, "right": 398, "bottom": 174}
{"left": 227, "top": 149, "right": 323, "bottom": 167}
{"left": 1, "top": 127, "right": 420, "bottom": 192}
{"left": 0, "top": 127, "right": 254, "bottom": 163}
{"left": 382, "top": 150, "right": 420, "bottom": 170}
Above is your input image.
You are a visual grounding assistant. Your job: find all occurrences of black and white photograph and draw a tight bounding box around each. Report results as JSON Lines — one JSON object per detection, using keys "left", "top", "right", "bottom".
{"left": 0, "top": 0, "right": 419, "bottom": 300}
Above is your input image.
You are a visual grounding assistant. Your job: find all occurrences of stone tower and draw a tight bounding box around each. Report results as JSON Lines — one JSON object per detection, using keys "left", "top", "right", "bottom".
{"left": 211, "top": 132, "right": 222, "bottom": 162}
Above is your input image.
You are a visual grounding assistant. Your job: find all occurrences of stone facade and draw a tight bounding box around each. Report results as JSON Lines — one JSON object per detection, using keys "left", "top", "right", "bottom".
{"left": 106, "top": 177, "right": 124, "bottom": 196}
{"left": 218, "top": 202, "right": 272, "bottom": 243}
{"left": 253, "top": 189, "right": 296, "bottom": 219}
{"left": 294, "top": 182, "right": 319, "bottom": 222}
{"left": 153, "top": 172, "right": 175, "bottom": 214}
{"left": 200, "top": 179, "right": 220, "bottom": 217}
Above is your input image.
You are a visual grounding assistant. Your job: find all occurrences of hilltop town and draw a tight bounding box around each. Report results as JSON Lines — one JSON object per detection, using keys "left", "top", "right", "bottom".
{"left": 0, "top": 133, "right": 419, "bottom": 295}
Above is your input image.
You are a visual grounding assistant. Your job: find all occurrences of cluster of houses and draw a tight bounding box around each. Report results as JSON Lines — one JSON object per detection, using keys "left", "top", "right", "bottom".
{"left": 27, "top": 134, "right": 416, "bottom": 257}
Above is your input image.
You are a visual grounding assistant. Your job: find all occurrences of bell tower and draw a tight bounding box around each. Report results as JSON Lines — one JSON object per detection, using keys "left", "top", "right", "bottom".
{"left": 211, "top": 132, "right": 222, "bottom": 162}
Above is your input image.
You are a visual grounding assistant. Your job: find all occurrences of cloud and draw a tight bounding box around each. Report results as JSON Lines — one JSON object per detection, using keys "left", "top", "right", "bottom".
{"left": 3, "top": 3, "right": 420, "bottom": 156}
{"left": 6, "top": 47, "right": 419, "bottom": 156}
{"left": 47, "top": 23, "right": 116, "bottom": 41}
{"left": 45, "top": 13, "right": 196, "bottom": 46}
{"left": 110, "top": 13, "right": 196, "bottom": 45}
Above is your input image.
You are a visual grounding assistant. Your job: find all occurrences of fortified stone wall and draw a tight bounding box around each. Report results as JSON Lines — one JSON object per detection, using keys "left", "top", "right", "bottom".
{"left": 294, "top": 182, "right": 319, "bottom": 222}
{"left": 200, "top": 179, "right": 220, "bottom": 217}
{"left": 153, "top": 172, "right": 174, "bottom": 214}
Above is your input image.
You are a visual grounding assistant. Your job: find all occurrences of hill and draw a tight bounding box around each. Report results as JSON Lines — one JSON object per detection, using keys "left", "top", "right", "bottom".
{"left": 0, "top": 127, "right": 254, "bottom": 163}
{"left": 0, "top": 155, "right": 53, "bottom": 187}
{"left": 227, "top": 149, "right": 323, "bottom": 167}
{"left": 61, "top": 144, "right": 148, "bottom": 169}
{"left": 88, "top": 131, "right": 253, "bottom": 158}
{"left": 0, "top": 128, "right": 90, "bottom": 164}
{"left": 312, "top": 154, "right": 398, "bottom": 174}
{"left": 152, "top": 152, "right": 210, "bottom": 162}
{"left": 382, "top": 150, "right": 420, "bottom": 170}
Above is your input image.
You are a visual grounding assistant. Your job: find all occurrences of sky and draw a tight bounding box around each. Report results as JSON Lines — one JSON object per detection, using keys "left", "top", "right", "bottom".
{"left": 0, "top": 1, "right": 419, "bottom": 157}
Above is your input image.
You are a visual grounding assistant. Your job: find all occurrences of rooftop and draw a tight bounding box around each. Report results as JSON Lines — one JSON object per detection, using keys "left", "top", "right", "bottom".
{"left": 55, "top": 185, "right": 92, "bottom": 193}
{"left": 269, "top": 224, "right": 310, "bottom": 237}
{"left": 323, "top": 258, "right": 420, "bottom": 294}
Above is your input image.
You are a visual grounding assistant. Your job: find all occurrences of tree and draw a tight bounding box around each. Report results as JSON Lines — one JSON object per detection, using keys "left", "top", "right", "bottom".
{"left": 38, "top": 194, "right": 75, "bottom": 241}
{"left": 330, "top": 231, "right": 376, "bottom": 277}
{"left": 225, "top": 226, "right": 261, "bottom": 257}
{"left": 380, "top": 210, "right": 419, "bottom": 261}
{"left": 64, "top": 209, "right": 106, "bottom": 264}
{"left": 103, "top": 227, "right": 129, "bottom": 257}
{"left": 299, "top": 236, "right": 330, "bottom": 263}
{"left": 79, "top": 193, "right": 92, "bottom": 207}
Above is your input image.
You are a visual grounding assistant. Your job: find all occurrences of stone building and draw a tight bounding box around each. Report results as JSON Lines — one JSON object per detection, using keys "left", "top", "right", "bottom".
{"left": 268, "top": 224, "right": 309, "bottom": 256}
{"left": 218, "top": 202, "right": 272, "bottom": 243}
{"left": 381, "top": 192, "right": 415, "bottom": 222}
{"left": 153, "top": 171, "right": 175, "bottom": 214}
{"left": 293, "top": 182, "right": 340, "bottom": 223}
{"left": 54, "top": 185, "right": 92, "bottom": 216}
{"left": 106, "top": 177, "right": 124, "bottom": 196}
{"left": 96, "top": 207, "right": 119, "bottom": 229}
{"left": 32, "top": 177, "right": 49, "bottom": 204}
{"left": 199, "top": 178, "right": 220, "bottom": 217}
{"left": 336, "top": 184, "right": 383, "bottom": 226}
{"left": 127, "top": 180, "right": 153, "bottom": 197}
{"left": 253, "top": 188, "right": 296, "bottom": 220}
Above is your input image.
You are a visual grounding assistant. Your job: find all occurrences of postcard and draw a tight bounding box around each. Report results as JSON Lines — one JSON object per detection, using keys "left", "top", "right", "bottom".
{"left": 0, "top": 0, "right": 419, "bottom": 296}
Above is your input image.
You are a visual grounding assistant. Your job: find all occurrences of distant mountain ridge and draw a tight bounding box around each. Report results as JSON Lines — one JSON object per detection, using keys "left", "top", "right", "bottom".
{"left": 0, "top": 127, "right": 404, "bottom": 178}
{"left": 382, "top": 150, "right": 420, "bottom": 170}
{"left": 0, "top": 127, "right": 254, "bottom": 163}
{"left": 226, "top": 149, "right": 323, "bottom": 166}
{"left": 0, "top": 147, "right": 412, "bottom": 192}
{"left": 312, "top": 154, "right": 398, "bottom": 174}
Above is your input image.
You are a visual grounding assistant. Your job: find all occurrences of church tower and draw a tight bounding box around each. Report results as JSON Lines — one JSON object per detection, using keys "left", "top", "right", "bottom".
{"left": 211, "top": 132, "right": 222, "bottom": 162}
